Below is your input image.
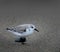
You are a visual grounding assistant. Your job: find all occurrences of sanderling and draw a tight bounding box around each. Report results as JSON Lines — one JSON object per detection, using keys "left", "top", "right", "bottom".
{"left": 6, "top": 24, "right": 39, "bottom": 44}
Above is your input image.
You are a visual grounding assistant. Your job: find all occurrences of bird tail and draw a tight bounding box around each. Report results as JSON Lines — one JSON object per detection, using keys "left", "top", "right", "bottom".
{"left": 6, "top": 28, "right": 11, "bottom": 30}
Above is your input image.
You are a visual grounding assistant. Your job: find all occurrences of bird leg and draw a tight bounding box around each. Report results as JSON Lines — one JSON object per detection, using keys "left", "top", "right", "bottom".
{"left": 15, "top": 37, "right": 26, "bottom": 44}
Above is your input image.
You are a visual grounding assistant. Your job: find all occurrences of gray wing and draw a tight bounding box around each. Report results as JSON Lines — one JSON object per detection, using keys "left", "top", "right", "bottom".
{"left": 6, "top": 25, "right": 28, "bottom": 33}
{"left": 9, "top": 26, "right": 27, "bottom": 33}
{"left": 14, "top": 26, "right": 26, "bottom": 33}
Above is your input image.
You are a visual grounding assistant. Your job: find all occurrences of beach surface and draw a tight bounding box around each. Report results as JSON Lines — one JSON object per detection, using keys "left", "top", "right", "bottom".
{"left": 0, "top": 0, "right": 60, "bottom": 52}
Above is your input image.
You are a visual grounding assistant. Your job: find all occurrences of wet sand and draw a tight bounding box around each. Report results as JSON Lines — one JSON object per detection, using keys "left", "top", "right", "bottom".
{"left": 0, "top": 0, "right": 60, "bottom": 52}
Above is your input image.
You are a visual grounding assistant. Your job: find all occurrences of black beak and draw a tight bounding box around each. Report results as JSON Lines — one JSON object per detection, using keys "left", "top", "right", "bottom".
{"left": 34, "top": 28, "right": 39, "bottom": 32}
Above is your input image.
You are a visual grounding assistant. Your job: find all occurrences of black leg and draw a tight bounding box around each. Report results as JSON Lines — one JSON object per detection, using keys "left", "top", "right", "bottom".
{"left": 15, "top": 37, "right": 26, "bottom": 44}
{"left": 20, "top": 37, "right": 26, "bottom": 45}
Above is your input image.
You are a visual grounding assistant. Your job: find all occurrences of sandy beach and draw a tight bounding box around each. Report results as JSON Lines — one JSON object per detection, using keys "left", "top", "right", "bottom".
{"left": 0, "top": 0, "right": 60, "bottom": 52}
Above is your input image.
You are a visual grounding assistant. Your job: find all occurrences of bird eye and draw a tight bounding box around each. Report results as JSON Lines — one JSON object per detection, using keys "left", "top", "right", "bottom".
{"left": 31, "top": 26, "right": 33, "bottom": 28}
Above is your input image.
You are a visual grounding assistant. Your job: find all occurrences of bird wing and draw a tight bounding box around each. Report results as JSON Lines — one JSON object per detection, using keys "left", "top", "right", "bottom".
{"left": 14, "top": 27, "right": 26, "bottom": 33}
{"left": 10, "top": 25, "right": 28, "bottom": 33}
{"left": 6, "top": 24, "right": 29, "bottom": 34}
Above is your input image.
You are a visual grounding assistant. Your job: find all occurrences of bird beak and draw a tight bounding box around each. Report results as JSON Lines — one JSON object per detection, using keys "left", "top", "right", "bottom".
{"left": 34, "top": 28, "right": 39, "bottom": 32}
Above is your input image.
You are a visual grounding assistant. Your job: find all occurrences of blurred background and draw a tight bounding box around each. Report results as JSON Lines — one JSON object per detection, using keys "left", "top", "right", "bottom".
{"left": 0, "top": 0, "right": 60, "bottom": 52}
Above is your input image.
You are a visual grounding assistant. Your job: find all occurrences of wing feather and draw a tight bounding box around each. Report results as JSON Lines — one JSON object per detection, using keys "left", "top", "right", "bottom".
{"left": 11, "top": 25, "right": 28, "bottom": 33}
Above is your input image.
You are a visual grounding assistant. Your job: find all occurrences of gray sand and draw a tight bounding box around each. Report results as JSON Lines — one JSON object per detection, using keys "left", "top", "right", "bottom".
{"left": 0, "top": 0, "right": 60, "bottom": 52}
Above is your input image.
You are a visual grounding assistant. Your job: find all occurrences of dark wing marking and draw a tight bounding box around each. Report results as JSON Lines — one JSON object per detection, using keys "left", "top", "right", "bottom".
{"left": 6, "top": 25, "right": 28, "bottom": 33}
{"left": 11, "top": 26, "right": 27, "bottom": 33}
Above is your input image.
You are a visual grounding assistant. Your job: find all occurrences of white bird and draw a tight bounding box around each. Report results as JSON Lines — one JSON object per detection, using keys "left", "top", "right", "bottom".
{"left": 6, "top": 24, "right": 39, "bottom": 44}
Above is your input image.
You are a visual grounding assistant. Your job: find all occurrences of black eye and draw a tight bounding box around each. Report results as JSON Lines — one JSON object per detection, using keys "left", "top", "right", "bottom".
{"left": 31, "top": 26, "right": 33, "bottom": 28}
